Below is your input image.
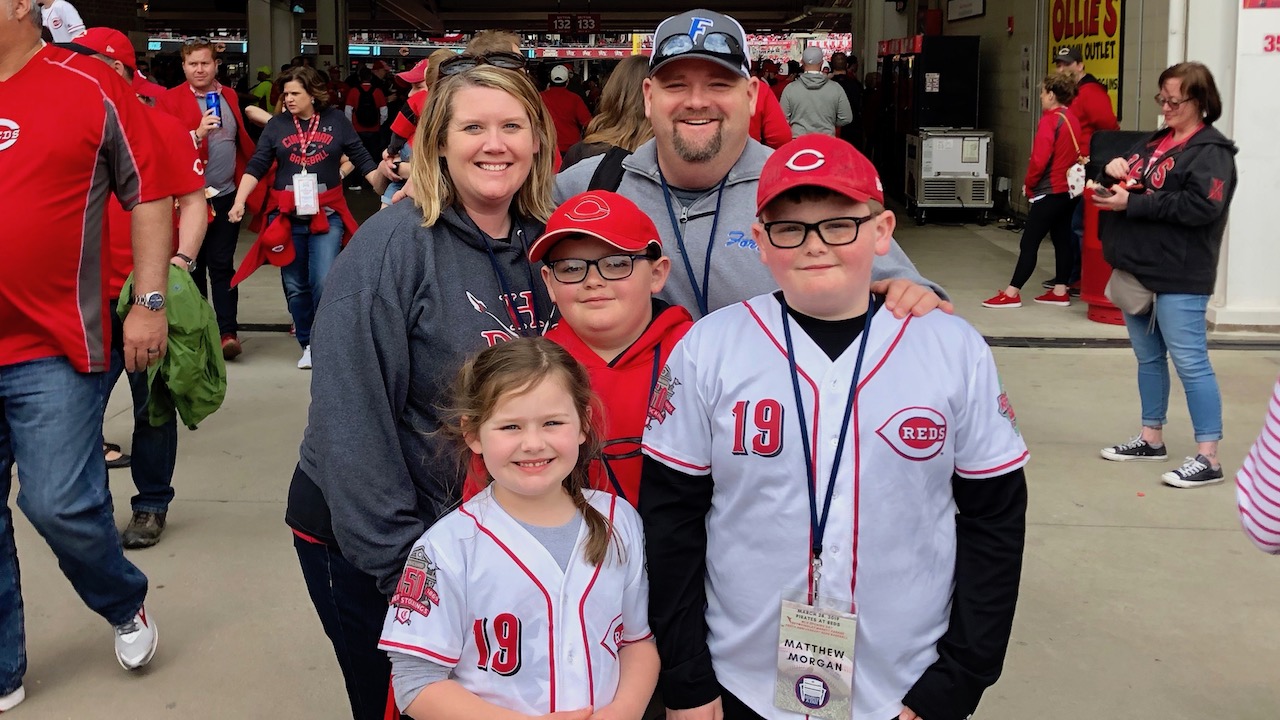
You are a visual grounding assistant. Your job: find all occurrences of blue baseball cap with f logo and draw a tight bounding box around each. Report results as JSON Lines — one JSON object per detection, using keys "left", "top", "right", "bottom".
{"left": 650, "top": 9, "right": 751, "bottom": 79}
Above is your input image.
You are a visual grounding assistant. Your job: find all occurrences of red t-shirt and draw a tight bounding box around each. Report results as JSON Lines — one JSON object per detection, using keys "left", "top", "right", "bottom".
{"left": 389, "top": 89, "right": 428, "bottom": 146}
{"left": 0, "top": 45, "right": 169, "bottom": 373}
{"left": 104, "top": 107, "right": 205, "bottom": 298}
{"left": 344, "top": 83, "right": 386, "bottom": 133}
{"left": 540, "top": 86, "right": 593, "bottom": 154}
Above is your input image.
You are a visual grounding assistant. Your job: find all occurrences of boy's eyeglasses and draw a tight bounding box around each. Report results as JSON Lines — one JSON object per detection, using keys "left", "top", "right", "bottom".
{"left": 438, "top": 51, "right": 527, "bottom": 77}
{"left": 1153, "top": 94, "right": 1191, "bottom": 109}
{"left": 761, "top": 216, "right": 877, "bottom": 249}
{"left": 545, "top": 254, "right": 654, "bottom": 284}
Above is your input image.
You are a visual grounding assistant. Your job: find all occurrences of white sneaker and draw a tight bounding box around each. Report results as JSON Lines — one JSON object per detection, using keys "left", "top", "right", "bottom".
{"left": 0, "top": 685, "right": 25, "bottom": 712}
{"left": 297, "top": 345, "right": 312, "bottom": 370}
{"left": 114, "top": 605, "right": 158, "bottom": 671}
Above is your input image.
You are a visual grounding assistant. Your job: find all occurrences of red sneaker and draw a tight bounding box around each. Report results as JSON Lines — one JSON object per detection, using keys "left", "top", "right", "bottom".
{"left": 1033, "top": 289, "right": 1071, "bottom": 307}
{"left": 221, "top": 333, "right": 243, "bottom": 360}
{"left": 982, "top": 291, "right": 1022, "bottom": 308}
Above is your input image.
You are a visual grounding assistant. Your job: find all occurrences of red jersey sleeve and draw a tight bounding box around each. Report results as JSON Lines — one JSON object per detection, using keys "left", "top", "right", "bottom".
{"left": 149, "top": 109, "right": 206, "bottom": 199}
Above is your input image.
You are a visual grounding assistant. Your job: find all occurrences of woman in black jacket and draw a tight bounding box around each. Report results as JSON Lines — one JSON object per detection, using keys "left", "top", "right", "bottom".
{"left": 1094, "top": 62, "right": 1238, "bottom": 488}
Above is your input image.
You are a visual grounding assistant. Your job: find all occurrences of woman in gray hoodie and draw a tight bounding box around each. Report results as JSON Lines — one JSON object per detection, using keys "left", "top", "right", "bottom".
{"left": 284, "top": 59, "right": 560, "bottom": 720}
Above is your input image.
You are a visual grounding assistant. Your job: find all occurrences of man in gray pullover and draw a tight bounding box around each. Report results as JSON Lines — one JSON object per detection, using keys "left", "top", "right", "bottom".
{"left": 781, "top": 45, "right": 853, "bottom": 138}
{"left": 556, "top": 12, "right": 944, "bottom": 319}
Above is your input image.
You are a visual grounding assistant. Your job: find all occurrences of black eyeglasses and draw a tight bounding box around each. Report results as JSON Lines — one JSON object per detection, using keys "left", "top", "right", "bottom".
{"left": 546, "top": 254, "right": 655, "bottom": 284}
{"left": 183, "top": 36, "right": 213, "bottom": 46}
{"left": 1154, "top": 94, "right": 1191, "bottom": 109}
{"left": 438, "top": 51, "right": 527, "bottom": 77}
{"left": 654, "top": 32, "right": 746, "bottom": 65}
{"left": 761, "top": 216, "right": 877, "bottom": 249}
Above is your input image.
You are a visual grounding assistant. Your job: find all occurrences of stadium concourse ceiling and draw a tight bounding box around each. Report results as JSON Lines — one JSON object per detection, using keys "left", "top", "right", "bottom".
{"left": 145, "top": 0, "right": 859, "bottom": 34}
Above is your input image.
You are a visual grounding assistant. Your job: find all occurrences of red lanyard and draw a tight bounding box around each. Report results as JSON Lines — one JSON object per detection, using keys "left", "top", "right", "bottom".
{"left": 291, "top": 114, "right": 320, "bottom": 168}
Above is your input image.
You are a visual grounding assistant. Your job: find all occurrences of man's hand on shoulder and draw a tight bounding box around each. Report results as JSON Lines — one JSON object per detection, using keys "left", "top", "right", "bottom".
{"left": 873, "top": 278, "right": 954, "bottom": 319}
{"left": 665, "top": 698, "right": 723, "bottom": 720}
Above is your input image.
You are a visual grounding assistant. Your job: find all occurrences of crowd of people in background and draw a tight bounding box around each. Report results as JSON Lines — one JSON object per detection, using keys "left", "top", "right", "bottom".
{"left": 1, "top": 2, "right": 1275, "bottom": 720}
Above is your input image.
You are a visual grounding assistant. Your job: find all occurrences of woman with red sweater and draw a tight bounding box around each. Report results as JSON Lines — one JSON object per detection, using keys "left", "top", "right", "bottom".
{"left": 984, "top": 74, "right": 1083, "bottom": 308}
{"left": 227, "top": 66, "right": 385, "bottom": 368}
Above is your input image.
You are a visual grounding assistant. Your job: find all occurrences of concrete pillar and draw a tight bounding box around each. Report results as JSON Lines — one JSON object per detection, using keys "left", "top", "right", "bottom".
{"left": 271, "top": 0, "right": 301, "bottom": 65}
{"left": 1199, "top": 1, "right": 1280, "bottom": 329}
{"left": 247, "top": 0, "right": 301, "bottom": 80}
{"left": 316, "top": 0, "right": 348, "bottom": 75}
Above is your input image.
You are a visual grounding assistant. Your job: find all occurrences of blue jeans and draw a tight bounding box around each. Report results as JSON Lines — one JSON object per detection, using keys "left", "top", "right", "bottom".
{"left": 1122, "top": 293, "right": 1223, "bottom": 442}
{"left": 1, "top": 357, "right": 149, "bottom": 694}
{"left": 103, "top": 310, "right": 178, "bottom": 514}
{"left": 272, "top": 211, "right": 343, "bottom": 347}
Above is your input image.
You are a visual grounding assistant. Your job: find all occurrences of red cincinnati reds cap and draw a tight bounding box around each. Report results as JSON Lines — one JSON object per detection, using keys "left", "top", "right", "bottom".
{"left": 756, "top": 133, "right": 884, "bottom": 215}
{"left": 60, "top": 27, "right": 136, "bottom": 71}
{"left": 530, "top": 191, "right": 662, "bottom": 263}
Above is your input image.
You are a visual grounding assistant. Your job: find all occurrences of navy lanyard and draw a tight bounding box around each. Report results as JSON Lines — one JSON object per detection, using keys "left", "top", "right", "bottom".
{"left": 658, "top": 172, "right": 727, "bottom": 317}
{"left": 780, "top": 294, "right": 875, "bottom": 598}
{"left": 465, "top": 211, "right": 543, "bottom": 338}
{"left": 598, "top": 345, "right": 664, "bottom": 504}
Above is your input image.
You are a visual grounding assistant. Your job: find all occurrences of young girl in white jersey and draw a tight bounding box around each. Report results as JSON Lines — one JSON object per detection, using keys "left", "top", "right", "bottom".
{"left": 380, "top": 337, "right": 659, "bottom": 720}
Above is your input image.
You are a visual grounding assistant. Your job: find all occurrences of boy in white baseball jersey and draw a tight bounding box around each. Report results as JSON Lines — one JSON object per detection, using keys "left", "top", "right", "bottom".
{"left": 640, "top": 134, "right": 1029, "bottom": 720}
{"left": 381, "top": 338, "right": 659, "bottom": 719}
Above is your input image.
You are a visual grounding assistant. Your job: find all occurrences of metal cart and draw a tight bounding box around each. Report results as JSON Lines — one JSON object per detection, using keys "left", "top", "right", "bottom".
{"left": 904, "top": 128, "right": 994, "bottom": 225}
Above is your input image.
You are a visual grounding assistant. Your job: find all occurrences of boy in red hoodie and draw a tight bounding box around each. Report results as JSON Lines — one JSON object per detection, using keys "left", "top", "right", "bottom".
{"left": 528, "top": 190, "right": 693, "bottom": 506}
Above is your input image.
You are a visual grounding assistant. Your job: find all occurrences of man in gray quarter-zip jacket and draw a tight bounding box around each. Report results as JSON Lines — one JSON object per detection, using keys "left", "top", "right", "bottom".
{"left": 555, "top": 11, "right": 945, "bottom": 320}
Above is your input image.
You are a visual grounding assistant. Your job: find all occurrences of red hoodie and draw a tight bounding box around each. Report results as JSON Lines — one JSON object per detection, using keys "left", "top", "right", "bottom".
{"left": 461, "top": 300, "right": 693, "bottom": 506}
{"left": 1068, "top": 77, "right": 1119, "bottom": 152}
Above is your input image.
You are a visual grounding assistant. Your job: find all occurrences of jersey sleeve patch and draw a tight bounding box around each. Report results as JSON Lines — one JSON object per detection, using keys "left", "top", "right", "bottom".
{"left": 391, "top": 544, "right": 442, "bottom": 624}
{"left": 952, "top": 341, "right": 1031, "bottom": 480}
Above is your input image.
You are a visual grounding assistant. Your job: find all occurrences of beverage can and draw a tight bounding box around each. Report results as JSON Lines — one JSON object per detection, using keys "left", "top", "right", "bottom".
{"left": 206, "top": 91, "right": 222, "bottom": 125}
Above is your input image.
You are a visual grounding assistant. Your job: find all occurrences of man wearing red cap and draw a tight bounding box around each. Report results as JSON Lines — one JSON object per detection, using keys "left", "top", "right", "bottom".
{"left": 0, "top": 2, "right": 176, "bottom": 710}
{"left": 541, "top": 64, "right": 593, "bottom": 154}
{"left": 156, "top": 37, "right": 257, "bottom": 361}
{"left": 64, "top": 27, "right": 210, "bottom": 550}
{"left": 641, "top": 134, "right": 1029, "bottom": 720}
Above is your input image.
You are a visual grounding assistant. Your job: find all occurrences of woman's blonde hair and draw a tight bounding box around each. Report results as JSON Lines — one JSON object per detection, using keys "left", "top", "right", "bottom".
{"left": 443, "top": 338, "right": 616, "bottom": 566}
{"left": 410, "top": 65, "right": 557, "bottom": 228}
{"left": 580, "top": 56, "right": 653, "bottom": 152}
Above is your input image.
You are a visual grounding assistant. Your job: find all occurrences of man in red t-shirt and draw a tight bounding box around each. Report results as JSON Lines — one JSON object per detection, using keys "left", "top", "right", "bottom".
{"left": 541, "top": 64, "right": 592, "bottom": 154}
{"left": 66, "top": 27, "right": 208, "bottom": 551}
{"left": 0, "top": 2, "right": 179, "bottom": 707}
{"left": 345, "top": 66, "right": 388, "bottom": 173}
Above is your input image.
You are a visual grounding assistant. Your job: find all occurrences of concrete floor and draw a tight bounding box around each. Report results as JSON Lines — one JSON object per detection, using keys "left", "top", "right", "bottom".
{"left": 10, "top": 198, "right": 1280, "bottom": 719}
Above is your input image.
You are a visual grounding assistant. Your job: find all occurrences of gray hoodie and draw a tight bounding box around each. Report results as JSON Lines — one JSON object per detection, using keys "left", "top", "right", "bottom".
{"left": 781, "top": 72, "right": 853, "bottom": 137}
{"left": 290, "top": 200, "right": 553, "bottom": 595}
{"left": 555, "top": 138, "right": 940, "bottom": 319}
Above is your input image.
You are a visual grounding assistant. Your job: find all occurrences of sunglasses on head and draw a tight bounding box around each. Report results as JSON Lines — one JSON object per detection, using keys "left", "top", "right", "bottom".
{"left": 183, "top": 36, "right": 213, "bottom": 45}
{"left": 653, "top": 32, "right": 746, "bottom": 66}
{"left": 438, "top": 51, "right": 527, "bottom": 77}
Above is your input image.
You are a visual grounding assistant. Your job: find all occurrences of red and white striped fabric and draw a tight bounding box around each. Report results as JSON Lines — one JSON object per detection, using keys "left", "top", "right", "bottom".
{"left": 1237, "top": 375, "right": 1280, "bottom": 554}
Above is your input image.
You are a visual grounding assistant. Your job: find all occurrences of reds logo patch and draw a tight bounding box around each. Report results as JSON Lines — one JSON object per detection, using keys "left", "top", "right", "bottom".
{"left": 998, "top": 390, "right": 1020, "bottom": 436}
{"left": 876, "top": 407, "right": 947, "bottom": 461}
{"left": 564, "top": 193, "right": 611, "bottom": 221}
{"left": 391, "top": 545, "right": 441, "bottom": 625}
{"left": 0, "top": 119, "right": 20, "bottom": 152}
{"left": 599, "top": 613, "right": 626, "bottom": 659}
{"left": 646, "top": 365, "right": 680, "bottom": 429}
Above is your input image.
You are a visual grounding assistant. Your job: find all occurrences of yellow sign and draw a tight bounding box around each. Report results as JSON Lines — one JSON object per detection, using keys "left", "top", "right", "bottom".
{"left": 1047, "top": 0, "right": 1123, "bottom": 117}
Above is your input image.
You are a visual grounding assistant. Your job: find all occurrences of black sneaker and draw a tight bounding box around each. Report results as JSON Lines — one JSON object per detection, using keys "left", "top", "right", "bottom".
{"left": 1161, "top": 455, "right": 1225, "bottom": 488}
{"left": 1100, "top": 436, "right": 1168, "bottom": 462}
{"left": 1041, "top": 279, "right": 1059, "bottom": 289}
{"left": 121, "top": 511, "right": 167, "bottom": 549}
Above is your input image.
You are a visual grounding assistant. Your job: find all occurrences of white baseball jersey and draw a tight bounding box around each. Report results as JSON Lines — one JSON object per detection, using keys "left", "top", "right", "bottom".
{"left": 41, "top": 0, "right": 85, "bottom": 43}
{"left": 379, "top": 487, "right": 652, "bottom": 714}
{"left": 642, "top": 293, "right": 1029, "bottom": 720}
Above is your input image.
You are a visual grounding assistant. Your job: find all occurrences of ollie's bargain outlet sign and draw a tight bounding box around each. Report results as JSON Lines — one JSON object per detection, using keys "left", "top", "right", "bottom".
{"left": 1047, "top": 0, "right": 1123, "bottom": 117}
